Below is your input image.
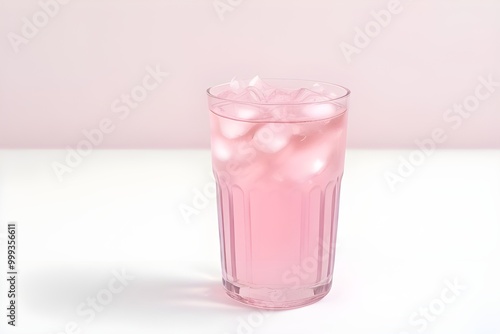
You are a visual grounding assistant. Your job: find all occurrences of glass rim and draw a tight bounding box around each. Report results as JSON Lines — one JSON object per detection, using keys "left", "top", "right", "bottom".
{"left": 206, "top": 78, "right": 351, "bottom": 106}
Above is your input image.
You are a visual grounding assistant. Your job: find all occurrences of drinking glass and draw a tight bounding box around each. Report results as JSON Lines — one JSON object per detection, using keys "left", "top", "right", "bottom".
{"left": 207, "top": 79, "right": 350, "bottom": 309}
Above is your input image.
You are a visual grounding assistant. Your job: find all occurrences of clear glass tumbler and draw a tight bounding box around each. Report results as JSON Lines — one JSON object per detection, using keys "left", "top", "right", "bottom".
{"left": 207, "top": 79, "right": 350, "bottom": 309}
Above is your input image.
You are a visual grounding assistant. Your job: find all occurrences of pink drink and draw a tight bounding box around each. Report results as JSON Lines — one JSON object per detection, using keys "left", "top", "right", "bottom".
{"left": 207, "top": 78, "right": 349, "bottom": 309}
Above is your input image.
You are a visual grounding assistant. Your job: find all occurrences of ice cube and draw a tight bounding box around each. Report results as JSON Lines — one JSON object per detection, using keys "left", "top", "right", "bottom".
{"left": 292, "top": 88, "right": 329, "bottom": 103}
{"left": 217, "top": 104, "right": 260, "bottom": 139}
{"left": 312, "top": 82, "right": 340, "bottom": 98}
{"left": 291, "top": 121, "right": 323, "bottom": 137}
{"left": 252, "top": 123, "right": 292, "bottom": 153}
{"left": 212, "top": 138, "right": 232, "bottom": 162}
{"left": 248, "top": 75, "right": 275, "bottom": 100}
{"left": 217, "top": 85, "right": 264, "bottom": 105}
{"left": 303, "top": 103, "right": 336, "bottom": 120}
{"left": 277, "top": 140, "right": 332, "bottom": 181}
{"left": 267, "top": 89, "right": 292, "bottom": 103}
{"left": 245, "top": 87, "right": 265, "bottom": 102}
{"left": 217, "top": 77, "right": 246, "bottom": 99}
{"left": 268, "top": 105, "right": 290, "bottom": 122}
{"left": 219, "top": 118, "right": 254, "bottom": 139}
{"left": 311, "top": 158, "right": 325, "bottom": 173}
{"left": 287, "top": 87, "right": 338, "bottom": 121}
{"left": 291, "top": 88, "right": 312, "bottom": 102}
{"left": 248, "top": 75, "right": 269, "bottom": 90}
{"left": 236, "top": 105, "right": 260, "bottom": 119}
{"left": 229, "top": 76, "right": 242, "bottom": 92}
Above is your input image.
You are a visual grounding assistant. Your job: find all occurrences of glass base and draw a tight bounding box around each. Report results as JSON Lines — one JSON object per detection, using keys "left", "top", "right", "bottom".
{"left": 222, "top": 278, "right": 332, "bottom": 310}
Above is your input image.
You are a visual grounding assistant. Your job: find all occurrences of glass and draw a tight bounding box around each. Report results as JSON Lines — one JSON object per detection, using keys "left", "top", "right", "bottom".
{"left": 207, "top": 79, "right": 350, "bottom": 309}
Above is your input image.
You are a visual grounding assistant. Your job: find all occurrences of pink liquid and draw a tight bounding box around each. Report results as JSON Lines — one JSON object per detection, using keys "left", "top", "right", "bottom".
{"left": 210, "top": 105, "right": 347, "bottom": 309}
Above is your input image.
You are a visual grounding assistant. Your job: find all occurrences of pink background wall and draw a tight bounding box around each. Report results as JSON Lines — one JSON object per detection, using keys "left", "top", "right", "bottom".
{"left": 0, "top": 0, "right": 499, "bottom": 149}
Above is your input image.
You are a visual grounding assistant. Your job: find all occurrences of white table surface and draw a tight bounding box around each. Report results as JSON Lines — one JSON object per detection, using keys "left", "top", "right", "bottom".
{"left": 0, "top": 149, "right": 499, "bottom": 334}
